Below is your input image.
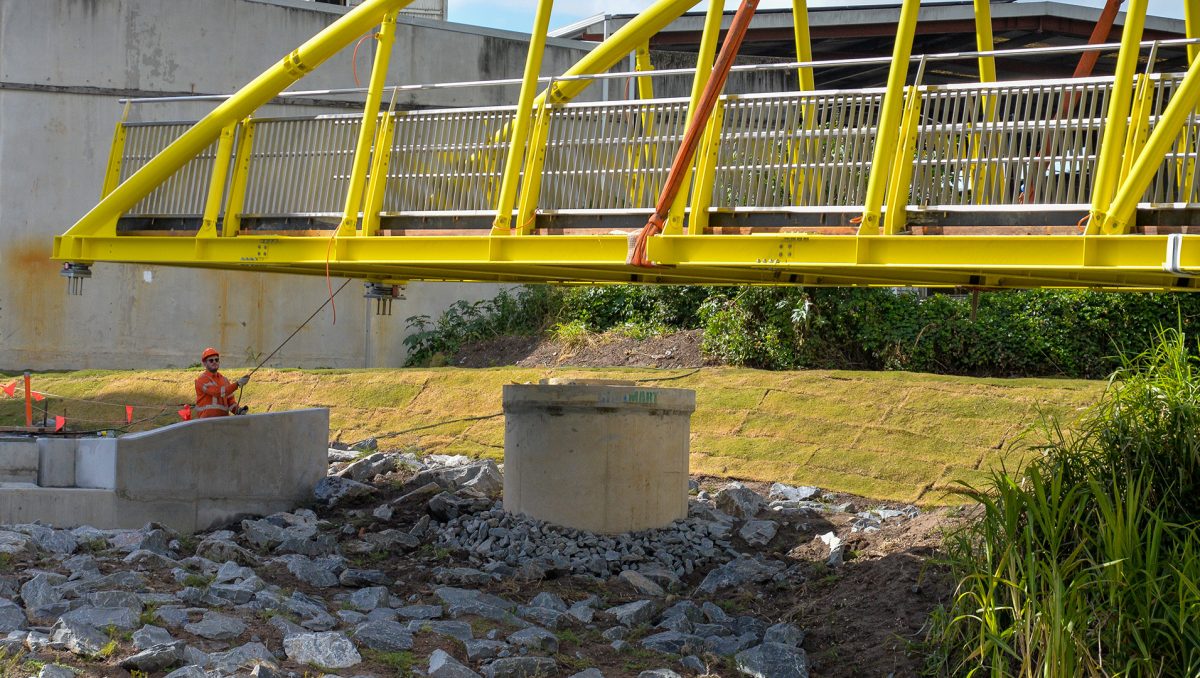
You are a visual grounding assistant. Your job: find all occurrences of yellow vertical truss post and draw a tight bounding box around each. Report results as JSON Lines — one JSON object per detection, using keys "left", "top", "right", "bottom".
{"left": 1087, "top": 0, "right": 1149, "bottom": 233}
{"left": 362, "top": 112, "right": 396, "bottom": 237}
{"left": 339, "top": 10, "right": 398, "bottom": 236}
{"left": 627, "top": 44, "right": 657, "bottom": 208}
{"left": 969, "top": 0, "right": 999, "bottom": 204}
{"left": 490, "top": 0, "right": 555, "bottom": 235}
{"left": 55, "top": 0, "right": 416, "bottom": 256}
{"left": 787, "top": 0, "right": 818, "bottom": 205}
{"left": 664, "top": 0, "right": 725, "bottom": 235}
{"left": 197, "top": 123, "right": 239, "bottom": 238}
{"left": 1188, "top": 0, "right": 1200, "bottom": 64}
{"left": 221, "top": 120, "right": 256, "bottom": 238}
{"left": 857, "top": 0, "right": 921, "bottom": 235}
{"left": 1120, "top": 74, "right": 1153, "bottom": 184}
{"left": 635, "top": 44, "right": 656, "bottom": 100}
{"left": 1104, "top": 52, "right": 1200, "bottom": 233}
{"left": 884, "top": 86, "right": 922, "bottom": 234}
{"left": 515, "top": 99, "right": 554, "bottom": 234}
{"left": 688, "top": 97, "right": 727, "bottom": 234}
{"left": 100, "top": 111, "right": 130, "bottom": 199}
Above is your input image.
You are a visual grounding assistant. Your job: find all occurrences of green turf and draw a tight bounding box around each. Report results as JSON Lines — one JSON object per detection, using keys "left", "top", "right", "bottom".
{"left": 0, "top": 366, "right": 1103, "bottom": 505}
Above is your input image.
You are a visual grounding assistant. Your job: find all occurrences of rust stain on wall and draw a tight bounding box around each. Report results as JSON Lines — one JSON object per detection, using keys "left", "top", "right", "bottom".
{"left": 2, "top": 239, "right": 67, "bottom": 357}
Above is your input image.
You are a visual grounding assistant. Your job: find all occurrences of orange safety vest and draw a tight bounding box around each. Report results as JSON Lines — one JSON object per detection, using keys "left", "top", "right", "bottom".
{"left": 195, "top": 371, "right": 240, "bottom": 418}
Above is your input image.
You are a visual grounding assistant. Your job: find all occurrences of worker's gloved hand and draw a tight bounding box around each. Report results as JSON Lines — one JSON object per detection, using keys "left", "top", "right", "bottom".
{"left": 237, "top": 376, "right": 250, "bottom": 387}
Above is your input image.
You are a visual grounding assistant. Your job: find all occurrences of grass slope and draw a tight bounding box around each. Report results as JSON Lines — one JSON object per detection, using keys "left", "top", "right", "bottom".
{"left": 0, "top": 367, "right": 1102, "bottom": 504}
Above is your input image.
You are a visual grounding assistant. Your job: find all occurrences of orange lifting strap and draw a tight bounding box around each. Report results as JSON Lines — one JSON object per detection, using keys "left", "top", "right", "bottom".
{"left": 628, "top": 0, "right": 761, "bottom": 268}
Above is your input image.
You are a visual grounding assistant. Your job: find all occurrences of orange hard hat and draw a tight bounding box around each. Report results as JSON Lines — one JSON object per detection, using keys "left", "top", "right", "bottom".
{"left": 201, "top": 347, "right": 220, "bottom": 361}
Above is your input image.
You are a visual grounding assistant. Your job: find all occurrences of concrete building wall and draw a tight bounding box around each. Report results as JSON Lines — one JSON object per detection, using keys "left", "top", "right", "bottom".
{"left": 0, "top": 0, "right": 594, "bottom": 371}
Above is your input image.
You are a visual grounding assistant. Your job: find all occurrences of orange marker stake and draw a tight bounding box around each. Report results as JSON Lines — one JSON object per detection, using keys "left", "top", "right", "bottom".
{"left": 23, "top": 372, "right": 31, "bottom": 428}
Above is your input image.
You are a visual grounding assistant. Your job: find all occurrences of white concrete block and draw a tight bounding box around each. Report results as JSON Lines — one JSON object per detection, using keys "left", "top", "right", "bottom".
{"left": 0, "top": 438, "right": 38, "bottom": 482}
{"left": 75, "top": 438, "right": 117, "bottom": 489}
{"left": 37, "top": 438, "right": 76, "bottom": 488}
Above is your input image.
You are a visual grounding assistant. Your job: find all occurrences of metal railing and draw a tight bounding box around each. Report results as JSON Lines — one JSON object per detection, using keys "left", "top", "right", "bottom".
{"left": 111, "top": 39, "right": 1200, "bottom": 226}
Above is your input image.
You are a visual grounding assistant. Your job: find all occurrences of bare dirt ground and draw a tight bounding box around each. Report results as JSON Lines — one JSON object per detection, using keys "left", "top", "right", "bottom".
{"left": 454, "top": 330, "right": 715, "bottom": 370}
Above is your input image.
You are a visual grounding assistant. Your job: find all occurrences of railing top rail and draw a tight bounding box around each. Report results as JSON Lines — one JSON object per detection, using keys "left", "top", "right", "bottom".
{"left": 119, "top": 36, "right": 1200, "bottom": 106}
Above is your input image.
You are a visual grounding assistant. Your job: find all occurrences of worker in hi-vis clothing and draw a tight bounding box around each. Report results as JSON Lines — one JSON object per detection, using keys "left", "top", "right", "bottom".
{"left": 194, "top": 347, "right": 250, "bottom": 418}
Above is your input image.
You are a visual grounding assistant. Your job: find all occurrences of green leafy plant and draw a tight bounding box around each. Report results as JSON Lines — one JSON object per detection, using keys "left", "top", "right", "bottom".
{"left": 924, "top": 327, "right": 1200, "bottom": 676}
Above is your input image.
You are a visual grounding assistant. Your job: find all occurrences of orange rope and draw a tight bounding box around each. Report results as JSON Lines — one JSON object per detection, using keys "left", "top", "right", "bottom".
{"left": 629, "top": 0, "right": 761, "bottom": 268}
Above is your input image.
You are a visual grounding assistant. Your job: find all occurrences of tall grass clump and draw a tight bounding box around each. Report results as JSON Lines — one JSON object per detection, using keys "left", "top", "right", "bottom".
{"left": 926, "top": 327, "right": 1200, "bottom": 677}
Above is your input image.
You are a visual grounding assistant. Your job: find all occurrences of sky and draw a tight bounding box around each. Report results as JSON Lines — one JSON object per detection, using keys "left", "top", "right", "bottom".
{"left": 445, "top": 0, "right": 1186, "bottom": 36}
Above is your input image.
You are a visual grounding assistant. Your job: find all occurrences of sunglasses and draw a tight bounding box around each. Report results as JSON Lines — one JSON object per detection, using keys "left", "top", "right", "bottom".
{"left": 204, "top": 357, "right": 220, "bottom": 363}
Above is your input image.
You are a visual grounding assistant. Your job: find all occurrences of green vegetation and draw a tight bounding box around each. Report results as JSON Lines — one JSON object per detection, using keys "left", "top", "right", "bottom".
{"left": 398, "top": 284, "right": 1200, "bottom": 378}
{"left": 926, "top": 328, "right": 1200, "bottom": 676}
{"left": 182, "top": 573, "right": 213, "bottom": 588}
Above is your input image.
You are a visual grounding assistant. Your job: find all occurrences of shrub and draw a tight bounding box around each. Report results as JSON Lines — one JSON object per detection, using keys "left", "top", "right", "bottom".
{"left": 925, "top": 328, "right": 1200, "bottom": 676}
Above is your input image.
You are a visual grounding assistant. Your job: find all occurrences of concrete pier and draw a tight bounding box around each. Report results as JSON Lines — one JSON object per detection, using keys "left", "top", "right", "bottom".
{"left": 503, "top": 381, "right": 695, "bottom": 534}
{"left": 0, "top": 409, "right": 328, "bottom": 534}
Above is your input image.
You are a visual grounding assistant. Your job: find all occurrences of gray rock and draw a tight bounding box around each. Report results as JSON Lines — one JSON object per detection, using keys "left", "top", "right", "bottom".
{"left": 640, "top": 631, "right": 703, "bottom": 655}
{"left": 768, "top": 483, "right": 820, "bottom": 502}
{"left": 49, "top": 618, "right": 108, "bottom": 656}
{"left": 601, "top": 626, "right": 629, "bottom": 641}
{"left": 409, "top": 619, "right": 473, "bottom": 642}
{"left": 701, "top": 602, "right": 730, "bottom": 623}
{"left": 348, "top": 586, "right": 390, "bottom": 612}
{"left": 734, "top": 642, "right": 810, "bottom": 678}
{"left": 763, "top": 622, "right": 804, "bottom": 647}
{"left": 36, "top": 666, "right": 76, "bottom": 678}
{"left": 20, "top": 572, "right": 64, "bottom": 610}
{"left": 528, "top": 592, "right": 567, "bottom": 612}
{"left": 86, "top": 590, "right": 143, "bottom": 611}
{"left": 566, "top": 602, "right": 594, "bottom": 624}
{"left": 339, "top": 568, "right": 388, "bottom": 587}
{"left": 705, "top": 632, "right": 760, "bottom": 657}
{"left": 429, "top": 648, "right": 483, "bottom": 678}
{"left": 0, "top": 601, "right": 25, "bottom": 633}
{"left": 639, "top": 671, "right": 682, "bottom": 678}
{"left": 213, "top": 561, "right": 256, "bottom": 584}
{"left": 506, "top": 626, "right": 558, "bottom": 653}
{"left": 738, "top": 520, "right": 779, "bottom": 547}
{"left": 133, "top": 624, "right": 174, "bottom": 650}
{"left": 611, "top": 639, "right": 631, "bottom": 652}
{"left": 434, "top": 566, "right": 495, "bottom": 586}
{"left": 194, "top": 537, "right": 259, "bottom": 566}
{"left": 395, "top": 604, "right": 443, "bottom": 619}
{"left": 464, "top": 638, "right": 509, "bottom": 661}
{"left": 413, "top": 460, "right": 503, "bottom": 496}
{"left": 351, "top": 620, "right": 413, "bottom": 652}
{"left": 715, "top": 482, "right": 765, "bottom": 520}
{"left": 516, "top": 605, "right": 565, "bottom": 629}
{"left": 60, "top": 606, "right": 139, "bottom": 631}
{"left": 184, "top": 610, "right": 246, "bottom": 640}
{"left": 283, "top": 631, "right": 362, "bottom": 669}
{"left": 697, "top": 556, "right": 784, "bottom": 595}
{"left": 656, "top": 615, "right": 694, "bottom": 634}
{"left": 337, "top": 609, "right": 367, "bottom": 625}
{"left": 663, "top": 601, "right": 704, "bottom": 622}
{"left": 208, "top": 641, "right": 277, "bottom": 674}
{"left": 0, "top": 630, "right": 26, "bottom": 654}
{"left": 569, "top": 671, "right": 605, "bottom": 678}
{"left": 0, "top": 531, "right": 34, "bottom": 556}
{"left": 118, "top": 641, "right": 186, "bottom": 672}
{"left": 313, "top": 476, "right": 376, "bottom": 507}
{"left": 619, "top": 570, "right": 665, "bottom": 597}
{"left": 285, "top": 555, "right": 342, "bottom": 588}
{"left": 22, "top": 526, "right": 78, "bottom": 555}
{"left": 336, "top": 452, "right": 399, "bottom": 483}
{"left": 607, "top": 600, "right": 657, "bottom": 627}
{"left": 483, "top": 656, "right": 558, "bottom": 678}
{"left": 363, "top": 529, "right": 421, "bottom": 552}
{"left": 164, "top": 667, "right": 209, "bottom": 678}
{"left": 328, "top": 448, "right": 359, "bottom": 463}
{"left": 734, "top": 616, "right": 767, "bottom": 639}
{"left": 154, "top": 606, "right": 193, "bottom": 628}
{"left": 681, "top": 656, "right": 706, "bottom": 673}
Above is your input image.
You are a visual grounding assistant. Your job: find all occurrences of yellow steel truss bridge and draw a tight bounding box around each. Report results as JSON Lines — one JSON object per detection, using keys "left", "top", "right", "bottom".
{"left": 51, "top": 0, "right": 1200, "bottom": 291}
